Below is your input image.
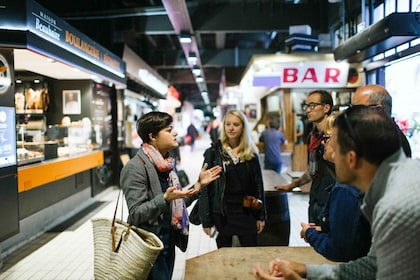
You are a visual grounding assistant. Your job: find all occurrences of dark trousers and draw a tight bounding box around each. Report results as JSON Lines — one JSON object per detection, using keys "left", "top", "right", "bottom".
{"left": 147, "top": 232, "right": 175, "bottom": 280}
{"left": 216, "top": 233, "right": 258, "bottom": 248}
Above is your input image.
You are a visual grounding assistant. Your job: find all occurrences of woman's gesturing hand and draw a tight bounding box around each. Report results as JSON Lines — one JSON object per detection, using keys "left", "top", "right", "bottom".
{"left": 195, "top": 163, "right": 222, "bottom": 192}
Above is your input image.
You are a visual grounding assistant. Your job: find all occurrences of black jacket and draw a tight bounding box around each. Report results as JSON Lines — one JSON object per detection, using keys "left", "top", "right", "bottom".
{"left": 198, "top": 141, "right": 266, "bottom": 228}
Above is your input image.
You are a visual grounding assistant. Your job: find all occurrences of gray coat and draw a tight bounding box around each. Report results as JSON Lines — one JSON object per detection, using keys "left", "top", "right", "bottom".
{"left": 120, "top": 149, "right": 195, "bottom": 234}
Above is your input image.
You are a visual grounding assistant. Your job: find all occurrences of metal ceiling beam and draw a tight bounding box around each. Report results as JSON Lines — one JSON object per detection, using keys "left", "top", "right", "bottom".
{"left": 162, "top": 0, "right": 209, "bottom": 104}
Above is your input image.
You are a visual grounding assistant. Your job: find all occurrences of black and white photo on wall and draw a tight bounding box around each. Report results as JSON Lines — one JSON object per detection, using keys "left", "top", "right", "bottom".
{"left": 63, "top": 90, "right": 81, "bottom": 115}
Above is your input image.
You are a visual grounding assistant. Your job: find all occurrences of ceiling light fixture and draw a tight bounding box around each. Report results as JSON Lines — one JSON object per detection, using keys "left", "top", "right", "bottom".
{"left": 179, "top": 33, "right": 192, "bottom": 44}
{"left": 192, "top": 65, "right": 201, "bottom": 76}
{"left": 195, "top": 75, "right": 204, "bottom": 82}
{"left": 187, "top": 52, "right": 197, "bottom": 63}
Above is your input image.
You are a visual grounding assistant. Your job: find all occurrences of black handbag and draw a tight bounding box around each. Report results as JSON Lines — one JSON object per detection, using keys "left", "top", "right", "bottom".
{"left": 173, "top": 227, "right": 189, "bottom": 252}
{"left": 189, "top": 201, "right": 201, "bottom": 225}
{"left": 177, "top": 170, "right": 190, "bottom": 187}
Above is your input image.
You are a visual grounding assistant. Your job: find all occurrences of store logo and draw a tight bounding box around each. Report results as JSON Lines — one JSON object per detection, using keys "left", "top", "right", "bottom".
{"left": 0, "top": 54, "right": 11, "bottom": 95}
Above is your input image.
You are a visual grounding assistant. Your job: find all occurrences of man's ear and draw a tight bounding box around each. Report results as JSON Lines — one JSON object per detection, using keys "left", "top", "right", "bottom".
{"left": 324, "top": 104, "right": 331, "bottom": 114}
{"left": 347, "top": 150, "right": 359, "bottom": 170}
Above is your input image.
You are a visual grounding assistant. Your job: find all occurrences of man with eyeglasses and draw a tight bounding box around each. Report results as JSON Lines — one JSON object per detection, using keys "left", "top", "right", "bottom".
{"left": 275, "top": 90, "right": 335, "bottom": 225}
{"left": 352, "top": 84, "right": 411, "bottom": 158}
{"left": 253, "top": 105, "right": 420, "bottom": 279}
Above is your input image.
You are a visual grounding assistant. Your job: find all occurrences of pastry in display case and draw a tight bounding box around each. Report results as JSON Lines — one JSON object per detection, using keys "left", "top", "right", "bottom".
{"left": 16, "top": 124, "right": 45, "bottom": 166}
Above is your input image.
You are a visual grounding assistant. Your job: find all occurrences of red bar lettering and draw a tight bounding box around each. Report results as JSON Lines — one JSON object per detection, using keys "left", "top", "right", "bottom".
{"left": 301, "top": 68, "right": 318, "bottom": 83}
{"left": 325, "top": 68, "right": 340, "bottom": 82}
{"left": 283, "top": 68, "right": 298, "bottom": 82}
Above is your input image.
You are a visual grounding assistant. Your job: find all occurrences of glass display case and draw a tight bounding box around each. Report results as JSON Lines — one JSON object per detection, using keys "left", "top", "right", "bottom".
{"left": 16, "top": 140, "right": 45, "bottom": 166}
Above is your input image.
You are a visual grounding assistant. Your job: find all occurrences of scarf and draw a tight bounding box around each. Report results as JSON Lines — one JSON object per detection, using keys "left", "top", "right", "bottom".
{"left": 308, "top": 127, "right": 324, "bottom": 152}
{"left": 141, "top": 143, "right": 189, "bottom": 235}
{"left": 308, "top": 127, "right": 324, "bottom": 177}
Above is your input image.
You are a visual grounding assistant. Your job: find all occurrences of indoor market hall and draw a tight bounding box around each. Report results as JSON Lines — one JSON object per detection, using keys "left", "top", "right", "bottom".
{"left": 0, "top": 135, "right": 309, "bottom": 280}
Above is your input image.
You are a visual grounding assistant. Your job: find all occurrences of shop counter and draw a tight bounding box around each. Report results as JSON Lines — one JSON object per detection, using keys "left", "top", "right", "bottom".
{"left": 185, "top": 246, "right": 337, "bottom": 279}
{"left": 17, "top": 150, "right": 104, "bottom": 193}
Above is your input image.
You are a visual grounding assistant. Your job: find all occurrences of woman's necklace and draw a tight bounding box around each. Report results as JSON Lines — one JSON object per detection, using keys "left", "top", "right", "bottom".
{"left": 225, "top": 144, "right": 240, "bottom": 164}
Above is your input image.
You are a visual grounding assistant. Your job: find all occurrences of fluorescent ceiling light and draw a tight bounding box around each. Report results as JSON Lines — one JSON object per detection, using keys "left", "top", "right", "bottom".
{"left": 192, "top": 65, "right": 201, "bottom": 76}
{"left": 179, "top": 34, "right": 192, "bottom": 44}
{"left": 187, "top": 52, "right": 197, "bottom": 63}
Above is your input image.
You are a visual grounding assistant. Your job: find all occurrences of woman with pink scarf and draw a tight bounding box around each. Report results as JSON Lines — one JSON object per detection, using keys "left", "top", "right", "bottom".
{"left": 120, "top": 111, "right": 221, "bottom": 280}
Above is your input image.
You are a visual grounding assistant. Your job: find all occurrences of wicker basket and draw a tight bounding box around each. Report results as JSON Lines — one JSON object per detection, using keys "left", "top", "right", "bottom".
{"left": 91, "top": 218, "right": 163, "bottom": 280}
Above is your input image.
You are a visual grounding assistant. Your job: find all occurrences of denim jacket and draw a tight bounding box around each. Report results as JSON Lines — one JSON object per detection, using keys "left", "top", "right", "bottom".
{"left": 305, "top": 182, "right": 372, "bottom": 262}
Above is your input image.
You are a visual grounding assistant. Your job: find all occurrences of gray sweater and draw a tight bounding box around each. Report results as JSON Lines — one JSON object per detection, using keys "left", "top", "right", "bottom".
{"left": 307, "top": 149, "right": 420, "bottom": 279}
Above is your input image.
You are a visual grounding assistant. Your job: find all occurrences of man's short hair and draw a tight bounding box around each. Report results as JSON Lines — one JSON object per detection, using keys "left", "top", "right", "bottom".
{"left": 334, "top": 105, "right": 401, "bottom": 165}
{"left": 268, "top": 118, "right": 280, "bottom": 130}
{"left": 307, "top": 90, "right": 334, "bottom": 115}
{"left": 368, "top": 89, "right": 393, "bottom": 116}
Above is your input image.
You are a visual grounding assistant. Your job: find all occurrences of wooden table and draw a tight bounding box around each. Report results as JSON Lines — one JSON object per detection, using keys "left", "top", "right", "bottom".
{"left": 262, "top": 169, "right": 292, "bottom": 192}
{"left": 185, "top": 246, "right": 336, "bottom": 279}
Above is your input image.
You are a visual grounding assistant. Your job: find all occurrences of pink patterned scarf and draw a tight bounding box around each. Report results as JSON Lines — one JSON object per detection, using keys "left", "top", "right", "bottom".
{"left": 141, "top": 143, "right": 189, "bottom": 235}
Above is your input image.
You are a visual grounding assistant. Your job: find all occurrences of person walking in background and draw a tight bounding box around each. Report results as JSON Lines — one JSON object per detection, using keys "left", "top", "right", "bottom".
{"left": 275, "top": 90, "right": 335, "bottom": 225}
{"left": 259, "top": 118, "right": 286, "bottom": 174}
{"left": 259, "top": 118, "right": 290, "bottom": 246}
{"left": 207, "top": 116, "right": 221, "bottom": 144}
{"left": 300, "top": 114, "right": 371, "bottom": 262}
{"left": 295, "top": 115, "right": 304, "bottom": 144}
{"left": 186, "top": 122, "right": 199, "bottom": 151}
{"left": 253, "top": 106, "right": 420, "bottom": 279}
{"left": 120, "top": 111, "right": 221, "bottom": 280}
{"left": 352, "top": 84, "right": 411, "bottom": 158}
{"left": 199, "top": 109, "right": 266, "bottom": 248}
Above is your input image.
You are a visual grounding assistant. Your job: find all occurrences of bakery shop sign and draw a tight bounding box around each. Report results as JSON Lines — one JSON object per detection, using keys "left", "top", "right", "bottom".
{"left": 0, "top": 54, "right": 11, "bottom": 95}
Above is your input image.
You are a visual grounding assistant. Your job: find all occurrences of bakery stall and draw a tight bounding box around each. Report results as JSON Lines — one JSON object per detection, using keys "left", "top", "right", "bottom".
{"left": 0, "top": 0, "right": 126, "bottom": 256}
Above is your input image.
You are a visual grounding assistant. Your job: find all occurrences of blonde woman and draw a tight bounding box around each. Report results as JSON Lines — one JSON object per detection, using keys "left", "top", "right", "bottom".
{"left": 198, "top": 109, "right": 266, "bottom": 248}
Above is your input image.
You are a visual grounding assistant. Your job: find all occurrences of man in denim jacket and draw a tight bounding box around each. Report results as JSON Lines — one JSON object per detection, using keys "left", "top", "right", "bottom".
{"left": 254, "top": 106, "right": 420, "bottom": 279}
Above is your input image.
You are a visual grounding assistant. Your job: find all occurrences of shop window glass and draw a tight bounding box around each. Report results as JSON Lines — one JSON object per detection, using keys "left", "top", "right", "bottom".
{"left": 384, "top": 0, "right": 396, "bottom": 15}
{"left": 374, "top": 4, "right": 384, "bottom": 22}
{"left": 385, "top": 55, "right": 420, "bottom": 159}
{"left": 397, "top": 0, "right": 409, "bottom": 12}
{"left": 412, "top": 0, "right": 420, "bottom": 12}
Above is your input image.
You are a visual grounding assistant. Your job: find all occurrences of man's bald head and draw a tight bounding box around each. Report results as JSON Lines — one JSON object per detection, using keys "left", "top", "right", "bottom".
{"left": 352, "top": 84, "right": 392, "bottom": 116}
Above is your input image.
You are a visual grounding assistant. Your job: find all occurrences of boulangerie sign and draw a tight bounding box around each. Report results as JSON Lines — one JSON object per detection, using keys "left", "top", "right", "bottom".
{"left": 253, "top": 61, "right": 350, "bottom": 88}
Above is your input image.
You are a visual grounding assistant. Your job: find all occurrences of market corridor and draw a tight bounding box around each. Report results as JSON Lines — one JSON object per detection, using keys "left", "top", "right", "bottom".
{"left": 0, "top": 136, "right": 308, "bottom": 280}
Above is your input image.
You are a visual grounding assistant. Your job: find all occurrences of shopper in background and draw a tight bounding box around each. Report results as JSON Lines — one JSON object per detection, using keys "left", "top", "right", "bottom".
{"left": 259, "top": 117, "right": 290, "bottom": 246}
{"left": 275, "top": 90, "right": 335, "bottom": 225}
{"left": 199, "top": 109, "right": 266, "bottom": 248}
{"left": 186, "top": 122, "right": 199, "bottom": 151}
{"left": 120, "top": 111, "right": 221, "bottom": 280}
{"left": 352, "top": 84, "right": 411, "bottom": 158}
{"left": 207, "top": 116, "right": 221, "bottom": 144}
{"left": 300, "top": 114, "right": 371, "bottom": 262}
{"left": 259, "top": 118, "right": 287, "bottom": 174}
{"left": 253, "top": 106, "right": 420, "bottom": 279}
{"left": 295, "top": 115, "right": 304, "bottom": 144}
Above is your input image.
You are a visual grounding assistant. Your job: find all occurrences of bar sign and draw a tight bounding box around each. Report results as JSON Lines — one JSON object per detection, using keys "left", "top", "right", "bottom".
{"left": 252, "top": 75, "right": 281, "bottom": 87}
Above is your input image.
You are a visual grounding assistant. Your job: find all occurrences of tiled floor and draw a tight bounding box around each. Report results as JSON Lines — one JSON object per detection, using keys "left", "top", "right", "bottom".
{"left": 0, "top": 137, "right": 309, "bottom": 280}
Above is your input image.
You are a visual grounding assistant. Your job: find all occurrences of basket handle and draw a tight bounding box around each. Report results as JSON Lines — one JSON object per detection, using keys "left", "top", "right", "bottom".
{"left": 111, "top": 190, "right": 131, "bottom": 252}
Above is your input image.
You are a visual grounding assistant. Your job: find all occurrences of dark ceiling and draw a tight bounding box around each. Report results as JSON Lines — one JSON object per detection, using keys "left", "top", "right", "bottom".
{"left": 35, "top": 0, "right": 361, "bottom": 109}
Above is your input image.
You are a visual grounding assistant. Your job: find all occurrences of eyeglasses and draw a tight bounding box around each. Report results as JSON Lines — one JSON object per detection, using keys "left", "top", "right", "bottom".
{"left": 302, "top": 102, "right": 324, "bottom": 111}
{"left": 322, "top": 134, "right": 331, "bottom": 142}
{"left": 348, "top": 103, "right": 380, "bottom": 109}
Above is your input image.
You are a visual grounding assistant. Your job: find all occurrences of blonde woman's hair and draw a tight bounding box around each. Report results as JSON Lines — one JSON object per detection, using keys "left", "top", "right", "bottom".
{"left": 221, "top": 109, "right": 258, "bottom": 161}
{"left": 324, "top": 113, "right": 337, "bottom": 136}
